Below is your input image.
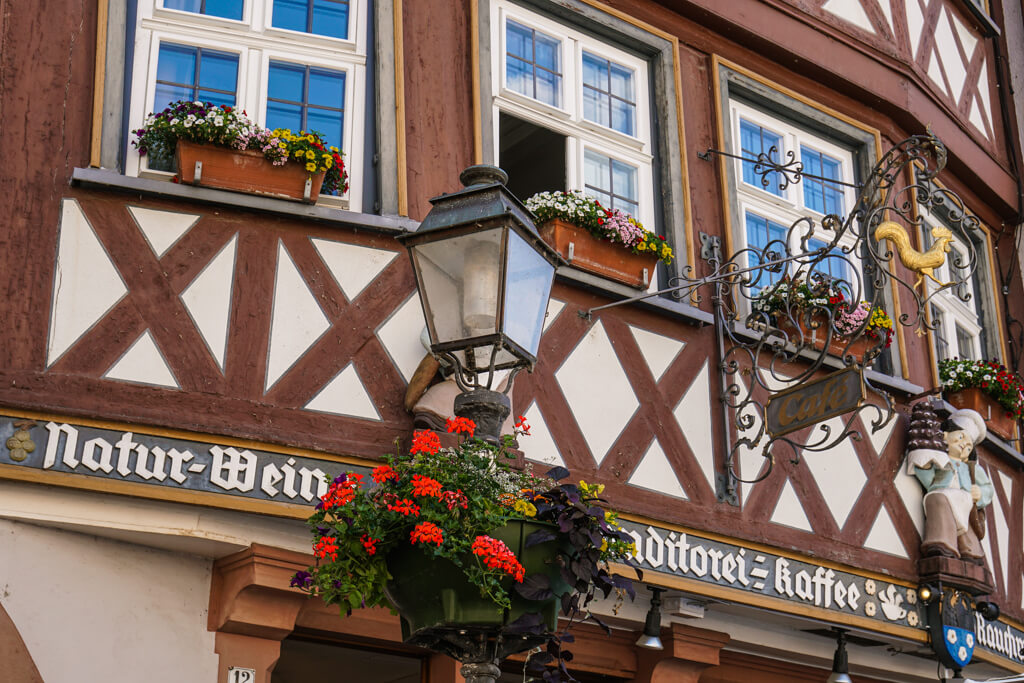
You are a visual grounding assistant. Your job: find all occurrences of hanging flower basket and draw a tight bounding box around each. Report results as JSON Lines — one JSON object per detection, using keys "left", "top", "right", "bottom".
{"left": 176, "top": 141, "right": 325, "bottom": 202}
{"left": 539, "top": 218, "right": 659, "bottom": 288}
{"left": 525, "top": 191, "right": 673, "bottom": 289}
{"left": 384, "top": 519, "right": 564, "bottom": 640}
{"left": 289, "top": 417, "right": 641, "bottom": 682}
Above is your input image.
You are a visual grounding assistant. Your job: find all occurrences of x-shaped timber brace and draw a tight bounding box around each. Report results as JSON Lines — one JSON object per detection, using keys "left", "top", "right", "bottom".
{"left": 580, "top": 135, "right": 982, "bottom": 505}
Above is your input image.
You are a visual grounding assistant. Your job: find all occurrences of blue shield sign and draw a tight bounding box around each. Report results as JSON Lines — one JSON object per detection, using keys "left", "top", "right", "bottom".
{"left": 942, "top": 626, "right": 975, "bottom": 668}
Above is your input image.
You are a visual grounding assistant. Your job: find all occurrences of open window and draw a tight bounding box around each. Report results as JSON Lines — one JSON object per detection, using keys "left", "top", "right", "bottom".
{"left": 489, "top": 0, "right": 654, "bottom": 228}
{"left": 477, "top": 0, "right": 688, "bottom": 276}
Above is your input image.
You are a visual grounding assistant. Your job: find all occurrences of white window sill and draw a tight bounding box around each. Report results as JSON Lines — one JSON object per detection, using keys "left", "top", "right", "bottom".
{"left": 72, "top": 167, "right": 417, "bottom": 234}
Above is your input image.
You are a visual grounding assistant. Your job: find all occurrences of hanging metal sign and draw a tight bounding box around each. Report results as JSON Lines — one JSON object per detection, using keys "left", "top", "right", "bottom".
{"left": 764, "top": 367, "right": 866, "bottom": 438}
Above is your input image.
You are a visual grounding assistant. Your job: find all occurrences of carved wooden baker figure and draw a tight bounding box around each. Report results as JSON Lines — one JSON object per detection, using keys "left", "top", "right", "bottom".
{"left": 906, "top": 402, "right": 994, "bottom": 563}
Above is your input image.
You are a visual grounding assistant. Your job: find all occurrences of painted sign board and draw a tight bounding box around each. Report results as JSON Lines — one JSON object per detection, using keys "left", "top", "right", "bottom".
{"left": 0, "top": 410, "right": 368, "bottom": 516}
{"left": 765, "top": 367, "right": 866, "bottom": 438}
{"left": 619, "top": 518, "right": 1024, "bottom": 669}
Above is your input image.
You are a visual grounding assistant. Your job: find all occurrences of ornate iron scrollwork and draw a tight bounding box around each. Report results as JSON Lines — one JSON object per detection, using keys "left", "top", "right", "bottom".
{"left": 588, "top": 135, "right": 981, "bottom": 502}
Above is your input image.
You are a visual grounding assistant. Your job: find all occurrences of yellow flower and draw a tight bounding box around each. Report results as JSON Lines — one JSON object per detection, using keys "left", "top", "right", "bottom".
{"left": 324, "top": 158, "right": 333, "bottom": 168}
{"left": 305, "top": 150, "right": 315, "bottom": 160}
{"left": 513, "top": 499, "right": 537, "bottom": 517}
{"left": 278, "top": 141, "right": 287, "bottom": 149}
{"left": 294, "top": 150, "right": 303, "bottom": 158}
{"left": 305, "top": 162, "right": 317, "bottom": 172}
{"left": 637, "top": 242, "right": 647, "bottom": 251}
{"left": 600, "top": 538, "right": 609, "bottom": 553}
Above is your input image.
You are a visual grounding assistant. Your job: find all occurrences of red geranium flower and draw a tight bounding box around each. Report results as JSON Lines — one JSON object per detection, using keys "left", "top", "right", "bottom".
{"left": 471, "top": 535, "right": 525, "bottom": 582}
{"left": 445, "top": 417, "right": 476, "bottom": 437}
{"left": 411, "top": 474, "right": 443, "bottom": 498}
{"left": 372, "top": 464, "right": 398, "bottom": 483}
{"left": 313, "top": 537, "right": 339, "bottom": 561}
{"left": 410, "top": 430, "right": 441, "bottom": 455}
{"left": 360, "top": 535, "right": 378, "bottom": 555}
{"left": 410, "top": 522, "right": 444, "bottom": 546}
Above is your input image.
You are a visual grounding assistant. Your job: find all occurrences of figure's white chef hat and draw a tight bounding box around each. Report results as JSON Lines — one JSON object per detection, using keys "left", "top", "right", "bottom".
{"left": 950, "top": 408, "right": 987, "bottom": 446}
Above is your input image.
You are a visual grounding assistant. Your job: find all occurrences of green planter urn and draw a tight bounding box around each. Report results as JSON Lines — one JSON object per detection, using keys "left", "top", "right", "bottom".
{"left": 384, "top": 520, "right": 565, "bottom": 659}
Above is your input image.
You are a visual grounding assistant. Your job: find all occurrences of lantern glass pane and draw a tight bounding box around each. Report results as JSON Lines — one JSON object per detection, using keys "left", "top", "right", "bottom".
{"left": 502, "top": 230, "right": 554, "bottom": 357}
{"left": 412, "top": 228, "right": 504, "bottom": 346}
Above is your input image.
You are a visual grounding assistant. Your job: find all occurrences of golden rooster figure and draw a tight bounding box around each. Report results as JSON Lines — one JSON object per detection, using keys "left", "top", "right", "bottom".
{"left": 875, "top": 220, "right": 954, "bottom": 290}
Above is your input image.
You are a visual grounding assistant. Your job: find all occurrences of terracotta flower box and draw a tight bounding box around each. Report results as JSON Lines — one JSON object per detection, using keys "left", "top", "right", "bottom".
{"left": 776, "top": 314, "right": 879, "bottom": 363}
{"left": 945, "top": 387, "right": 1017, "bottom": 440}
{"left": 539, "top": 218, "right": 659, "bottom": 289}
{"left": 175, "top": 140, "right": 325, "bottom": 203}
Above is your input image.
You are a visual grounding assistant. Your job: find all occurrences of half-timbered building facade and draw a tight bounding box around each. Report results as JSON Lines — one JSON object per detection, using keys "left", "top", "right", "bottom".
{"left": 2, "top": 0, "right": 1024, "bottom": 681}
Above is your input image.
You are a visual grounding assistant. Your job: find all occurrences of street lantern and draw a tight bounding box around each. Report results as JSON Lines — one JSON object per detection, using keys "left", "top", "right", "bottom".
{"left": 399, "top": 165, "right": 563, "bottom": 442}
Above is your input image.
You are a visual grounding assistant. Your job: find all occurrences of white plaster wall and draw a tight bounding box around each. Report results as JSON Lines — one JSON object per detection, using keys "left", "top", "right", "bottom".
{"left": 0, "top": 518, "right": 219, "bottom": 683}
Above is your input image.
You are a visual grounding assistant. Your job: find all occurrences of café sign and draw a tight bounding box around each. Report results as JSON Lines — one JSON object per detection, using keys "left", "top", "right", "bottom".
{"left": 765, "top": 367, "right": 865, "bottom": 438}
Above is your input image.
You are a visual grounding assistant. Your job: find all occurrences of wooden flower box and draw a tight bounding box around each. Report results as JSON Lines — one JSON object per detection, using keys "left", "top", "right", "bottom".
{"left": 175, "top": 140, "right": 326, "bottom": 203}
{"left": 775, "top": 314, "right": 879, "bottom": 364}
{"left": 539, "top": 218, "right": 659, "bottom": 289}
{"left": 945, "top": 387, "right": 1017, "bottom": 441}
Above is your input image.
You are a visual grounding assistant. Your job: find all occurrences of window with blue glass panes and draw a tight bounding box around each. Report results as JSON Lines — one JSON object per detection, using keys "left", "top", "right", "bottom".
{"left": 272, "top": 0, "right": 349, "bottom": 39}
{"left": 739, "top": 118, "right": 783, "bottom": 196}
{"left": 806, "top": 238, "right": 852, "bottom": 295}
{"left": 153, "top": 43, "right": 239, "bottom": 112}
{"left": 745, "top": 212, "right": 788, "bottom": 291}
{"left": 581, "top": 52, "right": 635, "bottom": 137}
{"left": 505, "top": 20, "right": 562, "bottom": 108}
{"left": 266, "top": 61, "right": 345, "bottom": 151}
{"left": 801, "top": 146, "right": 844, "bottom": 215}
{"left": 164, "top": 0, "right": 243, "bottom": 20}
{"left": 494, "top": 1, "right": 653, "bottom": 230}
{"left": 584, "top": 149, "right": 638, "bottom": 216}
{"left": 151, "top": 43, "right": 239, "bottom": 169}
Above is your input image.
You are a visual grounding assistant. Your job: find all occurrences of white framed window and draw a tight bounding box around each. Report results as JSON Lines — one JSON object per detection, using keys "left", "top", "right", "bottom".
{"left": 729, "top": 100, "right": 859, "bottom": 292}
{"left": 126, "top": 0, "right": 367, "bottom": 210}
{"left": 489, "top": 0, "right": 654, "bottom": 229}
{"left": 922, "top": 208, "right": 986, "bottom": 361}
